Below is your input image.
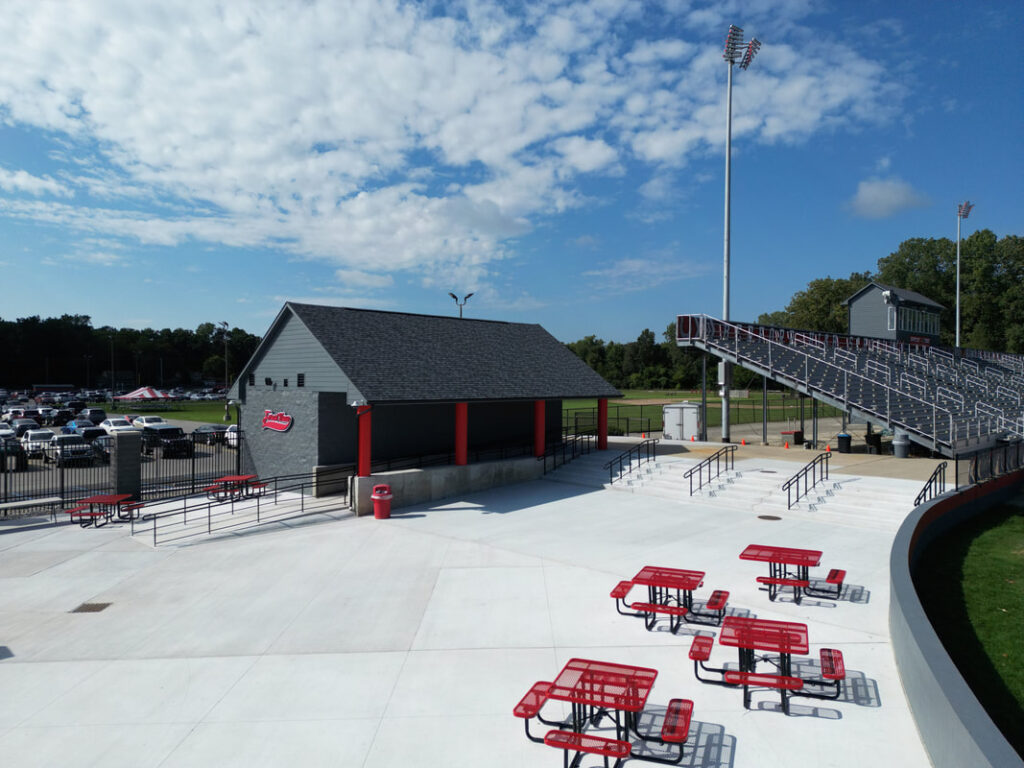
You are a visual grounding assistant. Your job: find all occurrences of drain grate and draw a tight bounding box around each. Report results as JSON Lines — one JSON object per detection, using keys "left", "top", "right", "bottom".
{"left": 759, "top": 470, "right": 777, "bottom": 474}
{"left": 757, "top": 515, "right": 782, "bottom": 521}
{"left": 71, "top": 602, "right": 111, "bottom": 613}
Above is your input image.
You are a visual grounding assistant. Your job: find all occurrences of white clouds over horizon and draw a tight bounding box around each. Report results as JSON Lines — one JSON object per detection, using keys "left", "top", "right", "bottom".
{"left": 0, "top": 0, "right": 906, "bottom": 295}
{"left": 848, "top": 177, "right": 929, "bottom": 219}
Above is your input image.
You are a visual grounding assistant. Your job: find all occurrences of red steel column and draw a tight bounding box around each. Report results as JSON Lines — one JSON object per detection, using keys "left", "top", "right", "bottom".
{"left": 357, "top": 405, "right": 372, "bottom": 477}
{"left": 455, "top": 402, "right": 468, "bottom": 466}
{"left": 598, "top": 398, "right": 608, "bottom": 450}
{"left": 533, "top": 400, "right": 546, "bottom": 457}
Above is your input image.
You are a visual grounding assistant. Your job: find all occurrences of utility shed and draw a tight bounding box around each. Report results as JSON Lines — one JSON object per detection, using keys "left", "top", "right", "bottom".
{"left": 844, "top": 282, "right": 944, "bottom": 346}
{"left": 228, "top": 302, "right": 621, "bottom": 481}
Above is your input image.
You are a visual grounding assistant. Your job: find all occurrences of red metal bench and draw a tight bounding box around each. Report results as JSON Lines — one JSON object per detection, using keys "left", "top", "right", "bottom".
{"left": 795, "top": 648, "right": 846, "bottom": 701}
{"left": 687, "top": 589, "right": 729, "bottom": 625}
{"left": 807, "top": 568, "right": 846, "bottom": 599}
{"left": 689, "top": 634, "right": 726, "bottom": 684}
{"left": 630, "top": 601, "right": 689, "bottom": 633}
{"left": 544, "top": 729, "right": 631, "bottom": 767}
{"left": 756, "top": 575, "right": 810, "bottom": 603}
{"left": 724, "top": 671, "right": 804, "bottom": 715}
{"left": 661, "top": 697, "right": 693, "bottom": 743}
{"left": 610, "top": 580, "right": 638, "bottom": 617}
{"left": 246, "top": 481, "right": 268, "bottom": 496}
{"left": 513, "top": 681, "right": 553, "bottom": 742}
{"left": 66, "top": 506, "right": 107, "bottom": 527}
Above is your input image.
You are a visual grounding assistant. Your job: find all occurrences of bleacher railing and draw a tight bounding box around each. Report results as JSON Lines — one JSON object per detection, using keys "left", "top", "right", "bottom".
{"left": 683, "top": 444, "right": 736, "bottom": 496}
{"left": 782, "top": 452, "right": 830, "bottom": 509}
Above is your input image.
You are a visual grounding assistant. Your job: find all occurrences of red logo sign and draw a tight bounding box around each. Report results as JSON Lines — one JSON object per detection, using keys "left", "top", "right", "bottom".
{"left": 261, "top": 410, "right": 294, "bottom": 432}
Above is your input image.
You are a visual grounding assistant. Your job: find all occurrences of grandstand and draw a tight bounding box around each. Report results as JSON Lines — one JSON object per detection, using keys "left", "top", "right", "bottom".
{"left": 676, "top": 314, "right": 1024, "bottom": 458}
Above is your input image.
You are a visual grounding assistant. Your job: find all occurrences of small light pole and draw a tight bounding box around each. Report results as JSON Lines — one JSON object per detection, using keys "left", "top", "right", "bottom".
{"left": 220, "top": 321, "right": 231, "bottom": 421}
{"left": 955, "top": 201, "right": 974, "bottom": 348}
{"left": 83, "top": 354, "right": 92, "bottom": 389}
{"left": 448, "top": 292, "right": 474, "bottom": 318}
{"left": 720, "top": 24, "right": 760, "bottom": 442}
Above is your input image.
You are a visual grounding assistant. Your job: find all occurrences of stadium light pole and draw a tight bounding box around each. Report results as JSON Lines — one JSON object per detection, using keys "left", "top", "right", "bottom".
{"left": 448, "top": 292, "right": 474, "bottom": 318}
{"left": 955, "top": 201, "right": 973, "bottom": 348}
{"left": 720, "top": 25, "right": 760, "bottom": 442}
{"left": 220, "top": 321, "right": 231, "bottom": 421}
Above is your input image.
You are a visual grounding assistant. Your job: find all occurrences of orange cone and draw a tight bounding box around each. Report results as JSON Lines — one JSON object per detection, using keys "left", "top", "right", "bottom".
{"left": 741, "top": 438, "right": 746, "bottom": 445}
{"left": 785, "top": 441, "right": 789, "bottom": 449}
{"left": 826, "top": 444, "right": 831, "bottom": 452}
{"left": 642, "top": 432, "right": 646, "bottom": 439}
{"left": 691, "top": 435, "right": 695, "bottom": 442}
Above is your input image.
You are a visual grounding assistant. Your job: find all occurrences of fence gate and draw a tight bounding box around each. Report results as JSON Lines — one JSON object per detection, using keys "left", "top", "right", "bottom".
{"left": 140, "top": 431, "right": 244, "bottom": 500}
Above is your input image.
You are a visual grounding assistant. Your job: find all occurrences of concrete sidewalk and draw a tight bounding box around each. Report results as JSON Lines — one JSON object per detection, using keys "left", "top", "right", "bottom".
{"left": 0, "top": 447, "right": 934, "bottom": 767}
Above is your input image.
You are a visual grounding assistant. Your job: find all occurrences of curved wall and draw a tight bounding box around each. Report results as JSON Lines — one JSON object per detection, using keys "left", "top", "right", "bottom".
{"left": 889, "top": 471, "right": 1024, "bottom": 768}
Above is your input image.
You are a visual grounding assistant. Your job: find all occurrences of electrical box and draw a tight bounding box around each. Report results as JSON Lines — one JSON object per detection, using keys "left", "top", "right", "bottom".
{"left": 662, "top": 402, "right": 703, "bottom": 441}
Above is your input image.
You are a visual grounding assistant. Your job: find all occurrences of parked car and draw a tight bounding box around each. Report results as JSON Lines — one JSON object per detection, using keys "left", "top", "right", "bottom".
{"left": 48, "top": 433, "right": 95, "bottom": 466}
{"left": 132, "top": 415, "right": 165, "bottom": 428}
{"left": 141, "top": 424, "right": 193, "bottom": 457}
{"left": 74, "top": 424, "right": 107, "bottom": 443}
{"left": 37, "top": 406, "right": 57, "bottom": 424}
{"left": 76, "top": 407, "right": 107, "bottom": 425}
{"left": 21, "top": 429, "right": 54, "bottom": 460}
{"left": 21, "top": 408, "right": 42, "bottom": 422}
{"left": 225, "top": 423, "right": 239, "bottom": 448}
{"left": 64, "top": 399, "right": 87, "bottom": 413}
{"left": 0, "top": 422, "right": 14, "bottom": 440}
{"left": 49, "top": 408, "right": 74, "bottom": 427}
{"left": 92, "top": 434, "right": 115, "bottom": 463}
{"left": 11, "top": 418, "right": 41, "bottom": 438}
{"left": 0, "top": 437, "right": 28, "bottom": 471}
{"left": 3, "top": 407, "right": 26, "bottom": 422}
{"left": 192, "top": 423, "right": 228, "bottom": 444}
{"left": 100, "top": 417, "right": 136, "bottom": 434}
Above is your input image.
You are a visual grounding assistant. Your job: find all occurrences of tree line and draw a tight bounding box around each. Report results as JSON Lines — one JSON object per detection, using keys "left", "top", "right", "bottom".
{"left": 0, "top": 314, "right": 261, "bottom": 391}
{"left": 567, "top": 231, "right": 1023, "bottom": 389}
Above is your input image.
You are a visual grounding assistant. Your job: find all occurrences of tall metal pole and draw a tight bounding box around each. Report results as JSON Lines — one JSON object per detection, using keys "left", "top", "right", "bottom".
{"left": 722, "top": 55, "right": 734, "bottom": 443}
{"left": 955, "top": 201, "right": 973, "bottom": 348}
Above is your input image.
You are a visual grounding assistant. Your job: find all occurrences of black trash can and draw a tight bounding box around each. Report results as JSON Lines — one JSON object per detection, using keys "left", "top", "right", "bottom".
{"left": 836, "top": 433, "right": 852, "bottom": 454}
{"left": 865, "top": 432, "right": 882, "bottom": 454}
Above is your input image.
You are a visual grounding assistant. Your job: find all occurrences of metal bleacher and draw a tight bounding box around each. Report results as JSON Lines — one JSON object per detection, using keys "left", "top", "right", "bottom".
{"left": 676, "top": 315, "right": 1024, "bottom": 458}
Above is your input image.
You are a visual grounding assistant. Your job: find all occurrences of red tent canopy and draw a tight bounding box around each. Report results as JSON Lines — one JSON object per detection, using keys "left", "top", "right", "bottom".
{"left": 114, "top": 386, "right": 172, "bottom": 401}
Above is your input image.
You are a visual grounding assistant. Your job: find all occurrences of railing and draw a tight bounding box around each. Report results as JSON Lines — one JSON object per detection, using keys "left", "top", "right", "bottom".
{"left": 954, "top": 440, "right": 1024, "bottom": 488}
{"left": 133, "top": 466, "right": 353, "bottom": 546}
{"left": 781, "top": 452, "right": 830, "bottom": 509}
{"left": 914, "top": 461, "right": 948, "bottom": 506}
{"left": 683, "top": 444, "right": 736, "bottom": 496}
{"left": 540, "top": 431, "right": 596, "bottom": 474}
{"left": 603, "top": 438, "right": 658, "bottom": 485}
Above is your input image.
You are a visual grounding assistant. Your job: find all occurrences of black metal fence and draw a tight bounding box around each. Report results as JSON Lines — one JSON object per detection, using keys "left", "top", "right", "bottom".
{"left": 140, "top": 432, "right": 244, "bottom": 499}
{"left": 1, "top": 443, "right": 113, "bottom": 511}
{"left": 954, "top": 441, "right": 1024, "bottom": 489}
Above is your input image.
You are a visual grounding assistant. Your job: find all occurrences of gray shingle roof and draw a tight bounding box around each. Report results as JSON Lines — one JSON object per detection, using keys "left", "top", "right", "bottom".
{"left": 287, "top": 303, "right": 621, "bottom": 403}
{"left": 843, "top": 282, "right": 945, "bottom": 310}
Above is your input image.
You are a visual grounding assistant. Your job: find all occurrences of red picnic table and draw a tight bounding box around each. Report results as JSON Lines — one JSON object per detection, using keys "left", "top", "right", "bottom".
{"left": 66, "top": 493, "right": 133, "bottom": 527}
{"left": 204, "top": 474, "right": 259, "bottom": 502}
{"left": 718, "top": 616, "right": 809, "bottom": 715}
{"left": 739, "top": 544, "right": 822, "bottom": 604}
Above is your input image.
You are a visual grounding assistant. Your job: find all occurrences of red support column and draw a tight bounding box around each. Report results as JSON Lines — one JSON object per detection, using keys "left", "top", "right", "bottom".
{"left": 357, "top": 405, "right": 372, "bottom": 477}
{"left": 534, "top": 400, "right": 546, "bottom": 457}
{"left": 455, "top": 402, "right": 468, "bottom": 466}
{"left": 598, "top": 398, "right": 608, "bottom": 450}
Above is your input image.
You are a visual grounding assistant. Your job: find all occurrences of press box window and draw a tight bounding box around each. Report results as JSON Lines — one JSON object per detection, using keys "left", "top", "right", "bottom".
{"left": 283, "top": 378, "right": 288, "bottom": 387}
{"left": 248, "top": 373, "right": 255, "bottom": 386}
{"left": 264, "top": 377, "right": 272, "bottom": 386}
{"left": 297, "top": 373, "right": 305, "bottom": 387}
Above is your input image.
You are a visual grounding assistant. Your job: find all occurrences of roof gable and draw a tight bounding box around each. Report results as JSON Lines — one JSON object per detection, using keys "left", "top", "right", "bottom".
{"left": 284, "top": 303, "right": 620, "bottom": 403}
{"left": 843, "top": 281, "right": 945, "bottom": 310}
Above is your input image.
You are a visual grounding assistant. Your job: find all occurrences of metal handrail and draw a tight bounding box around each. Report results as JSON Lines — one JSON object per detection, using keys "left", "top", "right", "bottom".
{"left": 781, "top": 452, "right": 830, "bottom": 510}
{"left": 682, "top": 444, "right": 736, "bottom": 496}
{"left": 540, "top": 430, "right": 596, "bottom": 474}
{"left": 914, "top": 462, "right": 948, "bottom": 507}
{"left": 133, "top": 468, "right": 352, "bottom": 546}
{"left": 603, "top": 438, "right": 658, "bottom": 484}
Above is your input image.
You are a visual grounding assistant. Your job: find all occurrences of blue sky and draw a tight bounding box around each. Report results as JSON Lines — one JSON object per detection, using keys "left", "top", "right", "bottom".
{"left": 0, "top": 0, "right": 1021, "bottom": 343}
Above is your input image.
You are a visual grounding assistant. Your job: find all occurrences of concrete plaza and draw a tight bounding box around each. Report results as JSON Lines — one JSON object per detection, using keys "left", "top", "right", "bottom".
{"left": 0, "top": 440, "right": 937, "bottom": 767}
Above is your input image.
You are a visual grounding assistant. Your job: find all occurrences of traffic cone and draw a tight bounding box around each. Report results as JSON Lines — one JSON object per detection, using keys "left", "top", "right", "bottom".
{"left": 741, "top": 438, "right": 746, "bottom": 445}
{"left": 642, "top": 432, "right": 646, "bottom": 439}
{"left": 691, "top": 435, "right": 695, "bottom": 442}
{"left": 785, "top": 441, "right": 789, "bottom": 449}
{"left": 826, "top": 444, "right": 831, "bottom": 452}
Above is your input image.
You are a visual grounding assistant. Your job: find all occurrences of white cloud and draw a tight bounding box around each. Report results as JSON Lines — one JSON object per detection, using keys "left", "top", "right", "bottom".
{"left": 584, "top": 255, "right": 707, "bottom": 292}
{"left": 0, "top": 1, "right": 905, "bottom": 290}
{"left": 334, "top": 269, "right": 394, "bottom": 289}
{"left": 848, "top": 177, "right": 929, "bottom": 218}
{"left": 0, "top": 167, "right": 72, "bottom": 197}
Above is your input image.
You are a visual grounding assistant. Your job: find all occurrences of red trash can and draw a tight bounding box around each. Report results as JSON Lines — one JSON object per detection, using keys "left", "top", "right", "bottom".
{"left": 371, "top": 484, "right": 392, "bottom": 519}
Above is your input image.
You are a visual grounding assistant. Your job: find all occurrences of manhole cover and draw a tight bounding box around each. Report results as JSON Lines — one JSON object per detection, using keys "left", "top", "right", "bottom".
{"left": 71, "top": 602, "right": 111, "bottom": 613}
{"left": 757, "top": 515, "right": 782, "bottom": 521}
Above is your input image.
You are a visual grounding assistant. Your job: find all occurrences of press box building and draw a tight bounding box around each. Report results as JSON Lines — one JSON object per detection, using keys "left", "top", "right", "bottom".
{"left": 844, "top": 282, "right": 944, "bottom": 346}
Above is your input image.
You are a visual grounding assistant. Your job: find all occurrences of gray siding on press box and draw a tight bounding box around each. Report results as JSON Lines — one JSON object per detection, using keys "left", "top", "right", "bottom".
{"left": 848, "top": 286, "right": 894, "bottom": 340}
{"left": 248, "top": 311, "right": 360, "bottom": 398}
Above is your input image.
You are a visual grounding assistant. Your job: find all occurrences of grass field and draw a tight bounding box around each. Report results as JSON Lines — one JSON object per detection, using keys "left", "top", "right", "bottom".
{"left": 914, "top": 505, "right": 1024, "bottom": 754}
{"left": 98, "top": 400, "right": 237, "bottom": 424}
